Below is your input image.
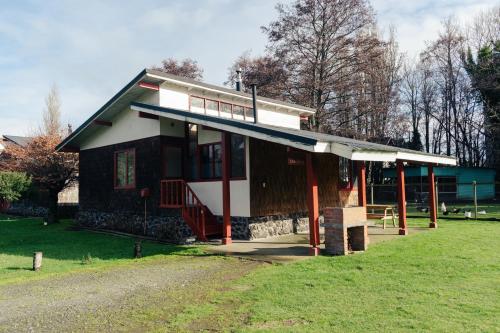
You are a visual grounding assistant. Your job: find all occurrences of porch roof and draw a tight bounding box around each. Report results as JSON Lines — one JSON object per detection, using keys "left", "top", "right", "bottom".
{"left": 131, "top": 102, "right": 457, "bottom": 166}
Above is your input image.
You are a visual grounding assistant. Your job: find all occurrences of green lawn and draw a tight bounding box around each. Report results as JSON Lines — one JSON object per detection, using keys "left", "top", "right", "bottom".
{"left": 166, "top": 218, "right": 500, "bottom": 332}
{"left": 0, "top": 215, "right": 203, "bottom": 285}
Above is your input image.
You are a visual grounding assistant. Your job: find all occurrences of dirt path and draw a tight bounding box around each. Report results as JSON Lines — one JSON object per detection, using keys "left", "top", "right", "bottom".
{"left": 0, "top": 256, "right": 262, "bottom": 332}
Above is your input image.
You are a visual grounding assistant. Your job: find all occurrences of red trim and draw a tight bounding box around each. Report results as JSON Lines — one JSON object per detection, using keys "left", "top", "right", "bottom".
{"left": 93, "top": 120, "right": 112, "bottom": 127}
{"left": 428, "top": 164, "right": 437, "bottom": 228}
{"left": 306, "top": 152, "right": 320, "bottom": 254}
{"left": 397, "top": 160, "right": 407, "bottom": 235}
{"left": 138, "top": 111, "right": 159, "bottom": 120}
{"left": 114, "top": 148, "right": 136, "bottom": 190}
{"left": 138, "top": 81, "right": 160, "bottom": 91}
{"left": 357, "top": 161, "right": 366, "bottom": 207}
{"left": 221, "top": 132, "right": 232, "bottom": 244}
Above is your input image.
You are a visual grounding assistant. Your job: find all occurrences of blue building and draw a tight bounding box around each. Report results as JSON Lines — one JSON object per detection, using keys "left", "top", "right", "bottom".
{"left": 383, "top": 166, "right": 496, "bottom": 201}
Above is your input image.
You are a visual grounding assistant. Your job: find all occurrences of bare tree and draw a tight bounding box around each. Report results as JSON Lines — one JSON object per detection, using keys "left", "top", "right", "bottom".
{"left": 151, "top": 58, "right": 204, "bottom": 80}
{"left": 42, "top": 85, "right": 62, "bottom": 136}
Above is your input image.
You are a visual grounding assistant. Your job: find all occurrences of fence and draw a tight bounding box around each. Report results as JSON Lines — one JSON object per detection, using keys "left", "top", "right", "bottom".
{"left": 369, "top": 181, "right": 500, "bottom": 220}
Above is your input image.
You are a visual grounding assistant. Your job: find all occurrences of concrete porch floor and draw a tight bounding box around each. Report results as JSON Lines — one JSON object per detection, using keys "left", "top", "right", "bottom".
{"left": 207, "top": 225, "right": 429, "bottom": 264}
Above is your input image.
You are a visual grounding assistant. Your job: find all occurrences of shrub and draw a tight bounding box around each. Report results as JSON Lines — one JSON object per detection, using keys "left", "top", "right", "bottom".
{"left": 0, "top": 171, "right": 32, "bottom": 203}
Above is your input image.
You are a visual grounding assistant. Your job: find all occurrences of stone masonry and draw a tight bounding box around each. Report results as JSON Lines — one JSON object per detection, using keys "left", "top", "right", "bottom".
{"left": 324, "top": 206, "right": 368, "bottom": 255}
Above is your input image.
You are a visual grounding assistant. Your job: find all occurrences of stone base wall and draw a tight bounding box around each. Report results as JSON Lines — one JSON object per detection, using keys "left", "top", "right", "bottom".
{"left": 76, "top": 210, "right": 194, "bottom": 244}
{"left": 227, "top": 213, "right": 323, "bottom": 240}
{"left": 6, "top": 202, "right": 79, "bottom": 219}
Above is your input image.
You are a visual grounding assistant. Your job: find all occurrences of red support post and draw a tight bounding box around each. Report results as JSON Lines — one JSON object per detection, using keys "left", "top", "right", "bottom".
{"left": 357, "top": 161, "right": 367, "bottom": 207}
{"left": 221, "top": 132, "right": 232, "bottom": 244}
{"left": 306, "top": 152, "right": 320, "bottom": 255}
{"left": 428, "top": 164, "right": 438, "bottom": 228}
{"left": 396, "top": 160, "right": 408, "bottom": 235}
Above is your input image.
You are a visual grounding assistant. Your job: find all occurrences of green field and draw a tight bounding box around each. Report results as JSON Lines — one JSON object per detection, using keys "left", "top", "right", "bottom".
{"left": 0, "top": 215, "right": 202, "bottom": 285}
{"left": 167, "top": 217, "right": 500, "bottom": 332}
{"left": 1, "top": 213, "right": 499, "bottom": 332}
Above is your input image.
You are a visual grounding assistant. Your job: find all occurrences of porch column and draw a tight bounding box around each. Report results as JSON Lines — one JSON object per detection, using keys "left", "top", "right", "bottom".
{"left": 428, "top": 164, "right": 438, "bottom": 228}
{"left": 396, "top": 160, "right": 408, "bottom": 235}
{"left": 357, "top": 161, "right": 367, "bottom": 207}
{"left": 221, "top": 132, "right": 232, "bottom": 244}
{"left": 306, "top": 152, "right": 320, "bottom": 256}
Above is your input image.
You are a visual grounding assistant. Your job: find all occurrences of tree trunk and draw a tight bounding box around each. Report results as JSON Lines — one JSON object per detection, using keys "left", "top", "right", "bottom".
{"left": 47, "top": 190, "right": 59, "bottom": 224}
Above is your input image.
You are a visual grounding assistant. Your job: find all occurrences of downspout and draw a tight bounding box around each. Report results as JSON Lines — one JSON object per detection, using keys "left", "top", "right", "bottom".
{"left": 251, "top": 84, "right": 258, "bottom": 124}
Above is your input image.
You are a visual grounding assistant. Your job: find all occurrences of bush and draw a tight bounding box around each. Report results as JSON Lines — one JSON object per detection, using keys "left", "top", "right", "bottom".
{"left": 0, "top": 171, "right": 32, "bottom": 203}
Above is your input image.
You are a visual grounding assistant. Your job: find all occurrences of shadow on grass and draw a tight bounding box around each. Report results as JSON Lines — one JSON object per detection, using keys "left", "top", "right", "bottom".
{"left": 0, "top": 216, "right": 204, "bottom": 262}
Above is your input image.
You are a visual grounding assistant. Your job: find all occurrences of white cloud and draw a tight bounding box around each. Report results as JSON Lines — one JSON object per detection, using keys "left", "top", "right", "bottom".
{"left": 0, "top": 0, "right": 497, "bottom": 136}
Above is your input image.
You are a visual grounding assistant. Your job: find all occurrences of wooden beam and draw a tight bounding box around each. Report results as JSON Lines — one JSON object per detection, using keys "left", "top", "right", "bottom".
{"left": 306, "top": 152, "right": 320, "bottom": 255}
{"left": 357, "top": 161, "right": 366, "bottom": 207}
{"left": 93, "top": 120, "right": 112, "bottom": 127}
{"left": 138, "top": 111, "right": 159, "bottom": 120}
{"left": 397, "top": 160, "right": 408, "bottom": 235}
{"left": 138, "top": 81, "right": 160, "bottom": 91}
{"left": 221, "top": 131, "right": 232, "bottom": 244}
{"left": 428, "top": 164, "right": 438, "bottom": 228}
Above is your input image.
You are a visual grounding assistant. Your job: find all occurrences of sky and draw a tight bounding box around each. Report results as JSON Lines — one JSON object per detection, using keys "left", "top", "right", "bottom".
{"left": 0, "top": 0, "right": 497, "bottom": 136}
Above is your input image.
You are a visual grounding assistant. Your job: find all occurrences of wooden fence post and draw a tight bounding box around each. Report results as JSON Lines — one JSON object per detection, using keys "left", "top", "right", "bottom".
{"left": 33, "top": 252, "right": 42, "bottom": 271}
{"left": 473, "top": 181, "right": 477, "bottom": 219}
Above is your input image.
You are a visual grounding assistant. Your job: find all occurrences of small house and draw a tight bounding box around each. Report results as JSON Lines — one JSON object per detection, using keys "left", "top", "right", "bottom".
{"left": 56, "top": 69, "right": 456, "bottom": 254}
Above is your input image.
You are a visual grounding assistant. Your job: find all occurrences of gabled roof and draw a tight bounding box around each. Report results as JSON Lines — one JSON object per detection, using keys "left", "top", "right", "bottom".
{"left": 130, "top": 102, "right": 457, "bottom": 165}
{"left": 56, "top": 69, "right": 315, "bottom": 152}
{"left": 2, "top": 135, "right": 31, "bottom": 147}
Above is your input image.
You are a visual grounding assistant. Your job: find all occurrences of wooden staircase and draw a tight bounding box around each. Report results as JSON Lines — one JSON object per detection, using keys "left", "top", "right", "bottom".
{"left": 159, "top": 179, "right": 221, "bottom": 241}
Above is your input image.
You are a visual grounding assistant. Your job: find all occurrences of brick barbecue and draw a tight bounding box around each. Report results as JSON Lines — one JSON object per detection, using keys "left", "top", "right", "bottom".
{"left": 324, "top": 206, "right": 369, "bottom": 255}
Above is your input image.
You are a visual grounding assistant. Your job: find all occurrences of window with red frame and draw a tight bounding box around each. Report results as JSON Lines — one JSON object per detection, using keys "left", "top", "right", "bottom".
{"left": 200, "top": 143, "right": 222, "bottom": 179}
{"left": 339, "top": 157, "right": 353, "bottom": 190}
{"left": 114, "top": 149, "right": 135, "bottom": 189}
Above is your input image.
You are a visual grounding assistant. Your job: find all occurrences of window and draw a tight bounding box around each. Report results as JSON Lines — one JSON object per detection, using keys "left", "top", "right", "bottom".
{"left": 339, "top": 157, "right": 352, "bottom": 190}
{"left": 200, "top": 143, "right": 222, "bottom": 179}
{"left": 190, "top": 96, "right": 204, "bottom": 113}
{"left": 244, "top": 107, "right": 254, "bottom": 120}
{"left": 206, "top": 99, "right": 219, "bottom": 116}
{"left": 115, "top": 149, "right": 135, "bottom": 189}
{"left": 220, "top": 102, "right": 232, "bottom": 118}
{"left": 187, "top": 124, "right": 199, "bottom": 180}
{"left": 232, "top": 105, "right": 244, "bottom": 118}
{"left": 162, "top": 145, "right": 183, "bottom": 178}
{"left": 230, "top": 134, "right": 245, "bottom": 178}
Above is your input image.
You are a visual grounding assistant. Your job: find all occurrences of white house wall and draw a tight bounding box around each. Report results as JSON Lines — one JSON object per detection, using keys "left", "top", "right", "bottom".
{"left": 187, "top": 137, "right": 251, "bottom": 217}
{"left": 160, "top": 118, "right": 185, "bottom": 137}
{"left": 158, "top": 84, "right": 302, "bottom": 130}
{"left": 257, "top": 107, "right": 300, "bottom": 129}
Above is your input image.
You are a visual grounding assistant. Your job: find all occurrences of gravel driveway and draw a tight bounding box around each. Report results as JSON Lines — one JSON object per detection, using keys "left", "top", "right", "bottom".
{"left": 0, "top": 256, "right": 261, "bottom": 332}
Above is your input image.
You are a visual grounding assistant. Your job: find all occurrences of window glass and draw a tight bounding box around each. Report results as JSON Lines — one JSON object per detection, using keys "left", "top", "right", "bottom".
{"left": 115, "top": 150, "right": 135, "bottom": 188}
{"left": 232, "top": 105, "right": 244, "bottom": 118}
{"left": 230, "top": 134, "right": 245, "bottom": 178}
{"left": 188, "top": 124, "right": 198, "bottom": 180}
{"left": 339, "top": 157, "right": 352, "bottom": 189}
{"left": 220, "top": 102, "right": 232, "bottom": 117}
{"left": 244, "top": 107, "right": 254, "bottom": 121}
{"left": 206, "top": 100, "right": 218, "bottom": 115}
{"left": 200, "top": 143, "right": 222, "bottom": 179}
{"left": 191, "top": 96, "right": 204, "bottom": 108}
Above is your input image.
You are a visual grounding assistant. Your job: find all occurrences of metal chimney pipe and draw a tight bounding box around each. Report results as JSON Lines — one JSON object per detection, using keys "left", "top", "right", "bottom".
{"left": 251, "top": 84, "right": 258, "bottom": 124}
{"left": 236, "top": 68, "right": 242, "bottom": 92}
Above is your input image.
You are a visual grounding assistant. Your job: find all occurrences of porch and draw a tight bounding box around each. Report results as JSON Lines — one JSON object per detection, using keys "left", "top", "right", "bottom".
{"left": 207, "top": 224, "right": 430, "bottom": 263}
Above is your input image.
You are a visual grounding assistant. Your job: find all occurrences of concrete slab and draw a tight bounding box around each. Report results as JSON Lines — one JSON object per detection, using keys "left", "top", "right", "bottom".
{"left": 207, "top": 225, "right": 428, "bottom": 264}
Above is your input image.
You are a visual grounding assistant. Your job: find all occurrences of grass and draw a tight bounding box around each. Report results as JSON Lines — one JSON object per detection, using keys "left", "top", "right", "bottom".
{"left": 0, "top": 215, "right": 203, "bottom": 285}
{"left": 165, "top": 217, "right": 500, "bottom": 332}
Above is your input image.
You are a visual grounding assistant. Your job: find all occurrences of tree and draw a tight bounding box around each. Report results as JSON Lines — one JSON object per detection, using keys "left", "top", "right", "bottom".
{"left": 0, "top": 171, "right": 31, "bottom": 210}
{"left": 8, "top": 87, "right": 78, "bottom": 223}
{"left": 262, "top": 0, "right": 381, "bottom": 131}
{"left": 151, "top": 58, "right": 204, "bottom": 80}
{"left": 226, "top": 52, "right": 289, "bottom": 100}
{"left": 400, "top": 61, "right": 423, "bottom": 150}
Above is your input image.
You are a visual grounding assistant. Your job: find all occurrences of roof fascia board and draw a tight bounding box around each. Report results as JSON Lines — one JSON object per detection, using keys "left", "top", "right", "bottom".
{"left": 56, "top": 69, "right": 147, "bottom": 151}
{"left": 330, "top": 143, "right": 353, "bottom": 159}
{"left": 130, "top": 103, "right": 317, "bottom": 152}
{"left": 145, "top": 73, "right": 315, "bottom": 115}
{"left": 396, "top": 152, "right": 457, "bottom": 166}
{"left": 351, "top": 150, "right": 397, "bottom": 162}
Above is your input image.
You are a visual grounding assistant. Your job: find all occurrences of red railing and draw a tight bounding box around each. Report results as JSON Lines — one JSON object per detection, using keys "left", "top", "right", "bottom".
{"left": 160, "top": 179, "right": 217, "bottom": 241}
